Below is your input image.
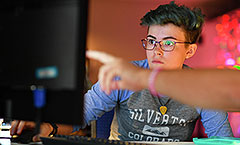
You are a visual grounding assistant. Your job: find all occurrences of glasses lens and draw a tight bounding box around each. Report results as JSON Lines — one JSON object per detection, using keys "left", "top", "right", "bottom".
{"left": 142, "top": 39, "right": 155, "bottom": 50}
{"left": 162, "top": 40, "right": 175, "bottom": 51}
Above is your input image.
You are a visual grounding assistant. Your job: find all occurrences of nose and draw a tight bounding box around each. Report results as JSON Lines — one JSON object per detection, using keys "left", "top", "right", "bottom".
{"left": 154, "top": 43, "right": 163, "bottom": 56}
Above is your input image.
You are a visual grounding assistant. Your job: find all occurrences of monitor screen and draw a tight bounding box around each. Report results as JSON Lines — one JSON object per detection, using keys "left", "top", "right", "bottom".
{"left": 0, "top": 0, "right": 88, "bottom": 125}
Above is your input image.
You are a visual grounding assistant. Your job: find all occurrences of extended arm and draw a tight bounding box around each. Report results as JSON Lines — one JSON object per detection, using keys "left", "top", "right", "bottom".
{"left": 87, "top": 50, "right": 240, "bottom": 111}
{"left": 149, "top": 69, "right": 240, "bottom": 111}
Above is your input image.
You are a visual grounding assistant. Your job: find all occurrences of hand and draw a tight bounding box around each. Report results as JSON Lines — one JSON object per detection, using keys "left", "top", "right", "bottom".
{"left": 10, "top": 120, "right": 53, "bottom": 142}
{"left": 86, "top": 50, "right": 149, "bottom": 94}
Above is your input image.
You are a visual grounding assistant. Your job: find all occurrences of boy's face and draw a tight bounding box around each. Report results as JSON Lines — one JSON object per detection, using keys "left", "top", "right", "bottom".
{"left": 146, "top": 23, "right": 196, "bottom": 70}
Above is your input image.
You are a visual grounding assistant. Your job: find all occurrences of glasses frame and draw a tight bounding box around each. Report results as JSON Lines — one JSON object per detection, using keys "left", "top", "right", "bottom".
{"left": 141, "top": 38, "right": 192, "bottom": 52}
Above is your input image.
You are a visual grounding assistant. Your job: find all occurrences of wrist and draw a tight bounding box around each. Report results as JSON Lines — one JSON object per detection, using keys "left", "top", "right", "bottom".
{"left": 140, "top": 69, "right": 151, "bottom": 89}
{"left": 148, "top": 67, "right": 161, "bottom": 96}
{"left": 48, "top": 123, "right": 58, "bottom": 137}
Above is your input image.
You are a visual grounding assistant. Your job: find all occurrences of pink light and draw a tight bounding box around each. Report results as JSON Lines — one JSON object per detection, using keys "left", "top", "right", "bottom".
{"left": 238, "top": 44, "right": 240, "bottom": 52}
{"left": 234, "top": 27, "right": 240, "bottom": 37}
{"left": 216, "top": 10, "right": 240, "bottom": 67}
{"left": 228, "top": 38, "right": 236, "bottom": 50}
{"left": 225, "top": 58, "right": 235, "bottom": 65}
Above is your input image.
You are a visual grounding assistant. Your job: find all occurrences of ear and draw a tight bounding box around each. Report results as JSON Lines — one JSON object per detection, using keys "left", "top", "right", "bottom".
{"left": 185, "top": 44, "right": 197, "bottom": 59}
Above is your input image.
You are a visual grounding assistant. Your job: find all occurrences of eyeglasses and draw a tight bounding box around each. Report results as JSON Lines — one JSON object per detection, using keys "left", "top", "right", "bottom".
{"left": 141, "top": 38, "right": 192, "bottom": 52}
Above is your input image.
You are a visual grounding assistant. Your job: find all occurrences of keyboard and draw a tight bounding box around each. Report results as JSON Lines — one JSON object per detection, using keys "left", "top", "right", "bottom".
{"left": 41, "top": 135, "right": 143, "bottom": 145}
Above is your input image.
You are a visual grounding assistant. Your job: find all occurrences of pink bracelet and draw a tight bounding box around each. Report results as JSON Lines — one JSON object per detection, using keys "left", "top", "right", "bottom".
{"left": 148, "top": 67, "right": 161, "bottom": 97}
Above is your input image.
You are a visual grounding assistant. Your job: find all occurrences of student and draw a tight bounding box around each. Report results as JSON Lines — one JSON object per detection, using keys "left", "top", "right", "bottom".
{"left": 11, "top": 1, "right": 233, "bottom": 142}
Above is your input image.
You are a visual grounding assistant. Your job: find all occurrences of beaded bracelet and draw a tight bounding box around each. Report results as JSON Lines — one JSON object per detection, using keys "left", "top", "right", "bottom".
{"left": 148, "top": 67, "right": 161, "bottom": 96}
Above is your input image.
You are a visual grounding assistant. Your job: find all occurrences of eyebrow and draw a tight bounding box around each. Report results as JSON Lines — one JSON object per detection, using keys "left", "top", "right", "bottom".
{"left": 147, "top": 35, "right": 157, "bottom": 39}
{"left": 147, "top": 35, "right": 177, "bottom": 40}
{"left": 162, "top": 36, "right": 177, "bottom": 40}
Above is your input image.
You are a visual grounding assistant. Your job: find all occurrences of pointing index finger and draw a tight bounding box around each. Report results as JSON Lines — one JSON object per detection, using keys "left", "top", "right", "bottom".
{"left": 86, "top": 50, "right": 116, "bottom": 64}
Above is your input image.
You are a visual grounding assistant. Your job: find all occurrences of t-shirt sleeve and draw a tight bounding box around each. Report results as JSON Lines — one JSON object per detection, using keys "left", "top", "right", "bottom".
{"left": 198, "top": 108, "right": 233, "bottom": 137}
{"left": 83, "top": 81, "right": 120, "bottom": 126}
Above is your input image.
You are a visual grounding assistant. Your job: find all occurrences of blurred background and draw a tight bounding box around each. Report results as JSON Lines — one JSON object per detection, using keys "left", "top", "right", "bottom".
{"left": 86, "top": 0, "right": 240, "bottom": 137}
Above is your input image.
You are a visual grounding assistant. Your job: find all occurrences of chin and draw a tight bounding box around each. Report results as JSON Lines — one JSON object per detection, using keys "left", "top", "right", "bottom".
{"left": 150, "top": 64, "right": 164, "bottom": 70}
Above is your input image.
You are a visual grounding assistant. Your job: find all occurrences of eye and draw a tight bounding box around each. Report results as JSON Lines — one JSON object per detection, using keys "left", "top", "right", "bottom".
{"left": 163, "top": 40, "right": 175, "bottom": 46}
{"left": 148, "top": 39, "right": 156, "bottom": 45}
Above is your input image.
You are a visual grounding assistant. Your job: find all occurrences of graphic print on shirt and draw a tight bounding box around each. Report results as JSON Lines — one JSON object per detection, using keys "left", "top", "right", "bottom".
{"left": 142, "top": 125, "right": 169, "bottom": 137}
{"left": 117, "top": 89, "right": 199, "bottom": 141}
{"left": 128, "top": 108, "right": 189, "bottom": 138}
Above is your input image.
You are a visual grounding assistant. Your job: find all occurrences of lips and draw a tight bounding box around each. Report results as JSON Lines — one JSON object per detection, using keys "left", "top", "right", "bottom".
{"left": 152, "top": 60, "right": 164, "bottom": 64}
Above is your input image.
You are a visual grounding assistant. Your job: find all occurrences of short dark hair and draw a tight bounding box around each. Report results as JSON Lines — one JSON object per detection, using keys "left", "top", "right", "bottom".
{"left": 140, "top": 1, "right": 205, "bottom": 44}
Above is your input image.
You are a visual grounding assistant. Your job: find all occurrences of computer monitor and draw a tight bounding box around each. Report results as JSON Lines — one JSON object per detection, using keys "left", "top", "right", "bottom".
{"left": 0, "top": 0, "right": 88, "bottom": 125}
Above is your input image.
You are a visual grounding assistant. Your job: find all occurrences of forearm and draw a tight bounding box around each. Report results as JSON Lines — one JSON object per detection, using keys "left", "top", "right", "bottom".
{"left": 56, "top": 124, "right": 73, "bottom": 135}
{"left": 140, "top": 69, "right": 240, "bottom": 111}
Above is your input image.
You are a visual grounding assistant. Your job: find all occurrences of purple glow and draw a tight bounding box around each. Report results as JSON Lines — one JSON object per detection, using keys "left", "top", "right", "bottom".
{"left": 238, "top": 126, "right": 240, "bottom": 136}
{"left": 224, "top": 52, "right": 232, "bottom": 58}
{"left": 225, "top": 58, "right": 235, "bottom": 65}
